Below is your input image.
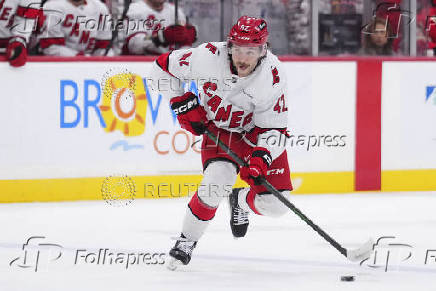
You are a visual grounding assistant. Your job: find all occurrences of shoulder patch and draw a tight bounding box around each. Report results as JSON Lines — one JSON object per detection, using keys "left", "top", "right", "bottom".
{"left": 205, "top": 43, "right": 217, "bottom": 54}
{"left": 271, "top": 67, "right": 280, "bottom": 85}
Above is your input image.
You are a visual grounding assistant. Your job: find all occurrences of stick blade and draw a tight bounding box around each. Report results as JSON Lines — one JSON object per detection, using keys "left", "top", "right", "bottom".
{"left": 346, "top": 238, "right": 374, "bottom": 262}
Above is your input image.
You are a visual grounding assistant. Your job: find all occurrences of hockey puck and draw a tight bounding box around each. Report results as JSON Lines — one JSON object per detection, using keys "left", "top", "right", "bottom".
{"left": 340, "top": 276, "right": 355, "bottom": 282}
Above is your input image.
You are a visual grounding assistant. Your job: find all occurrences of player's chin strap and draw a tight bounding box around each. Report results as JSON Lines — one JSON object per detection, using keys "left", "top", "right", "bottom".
{"left": 204, "top": 128, "right": 374, "bottom": 263}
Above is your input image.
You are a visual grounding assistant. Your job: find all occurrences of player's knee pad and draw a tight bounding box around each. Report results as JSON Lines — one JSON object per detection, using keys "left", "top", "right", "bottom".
{"left": 254, "top": 191, "right": 290, "bottom": 217}
{"left": 198, "top": 160, "right": 237, "bottom": 208}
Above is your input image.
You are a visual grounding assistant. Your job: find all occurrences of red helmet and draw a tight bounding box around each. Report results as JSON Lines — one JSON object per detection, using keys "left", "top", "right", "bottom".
{"left": 228, "top": 16, "right": 268, "bottom": 46}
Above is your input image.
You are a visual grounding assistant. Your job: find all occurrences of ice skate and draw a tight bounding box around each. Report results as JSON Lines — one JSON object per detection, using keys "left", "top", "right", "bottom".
{"left": 167, "top": 234, "right": 197, "bottom": 271}
{"left": 229, "top": 188, "right": 249, "bottom": 238}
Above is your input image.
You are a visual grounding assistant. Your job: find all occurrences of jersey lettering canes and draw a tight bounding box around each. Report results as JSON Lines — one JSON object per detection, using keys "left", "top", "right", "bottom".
{"left": 38, "top": 0, "right": 112, "bottom": 56}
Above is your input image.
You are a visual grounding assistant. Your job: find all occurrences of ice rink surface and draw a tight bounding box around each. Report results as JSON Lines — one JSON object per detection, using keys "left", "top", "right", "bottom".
{"left": 1, "top": 191, "right": 436, "bottom": 291}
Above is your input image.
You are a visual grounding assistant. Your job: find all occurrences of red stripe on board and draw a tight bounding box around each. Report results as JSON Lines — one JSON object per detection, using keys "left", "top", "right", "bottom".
{"left": 0, "top": 55, "right": 158, "bottom": 62}
{"left": 355, "top": 60, "right": 382, "bottom": 191}
{"left": 2, "top": 56, "right": 436, "bottom": 63}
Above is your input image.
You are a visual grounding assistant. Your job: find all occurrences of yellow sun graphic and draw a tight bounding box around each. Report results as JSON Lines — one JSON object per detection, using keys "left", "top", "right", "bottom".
{"left": 100, "top": 72, "right": 147, "bottom": 136}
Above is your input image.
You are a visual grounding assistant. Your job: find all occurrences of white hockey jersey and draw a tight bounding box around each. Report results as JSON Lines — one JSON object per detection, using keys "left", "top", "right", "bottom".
{"left": 122, "top": 1, "right": 186, "bottom": 55}
{"left": 0, "top": 0, "right": 40, "bottom": 50}
{"left": 154, "top": 42, "right": 289, "bottom": 159}
{"left": 39, "top": 0, "right": 112, "bottom": 56}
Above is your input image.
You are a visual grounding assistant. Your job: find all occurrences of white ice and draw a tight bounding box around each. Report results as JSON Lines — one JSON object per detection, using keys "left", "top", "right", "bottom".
{"left": 1, "top": 191, "right": 436, "bottom": 291}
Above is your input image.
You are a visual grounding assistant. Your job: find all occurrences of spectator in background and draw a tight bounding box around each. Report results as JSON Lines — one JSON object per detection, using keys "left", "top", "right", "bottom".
{"left": 330, "top": 0, "right": 357, "bottom": 14}
{"left": 122, "top": 0, "right": 196, "bottom": 55}
{"left": 285, "top": 0, "right": 311, "bottom": 55}
{"left": 417, "top": 0, "right": 436, "bottom": 56}
{"left": 359, "top": 17, "right": 395, "bottom": 56}
{"left": 38, "top": 0, "right": 112, "bottom": 56}
{"left": 319, "top": 0, "right": 363, "bottom": 14}
{"left": 373, "top": 0, "right": 402, "bottom": 53}
{"left": 374, "top": 0, "right": 401, "bottom": 34}
{"left": 0, "top": 0, "right": 41, "bottom": 67}
{"left": 425, "top": 14, "right": 436, "bottom": 56}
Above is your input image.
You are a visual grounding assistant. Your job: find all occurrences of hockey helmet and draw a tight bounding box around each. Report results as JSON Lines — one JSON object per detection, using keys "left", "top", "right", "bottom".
{"left": 228, "top": 16, "right": 268, "bottom": 46}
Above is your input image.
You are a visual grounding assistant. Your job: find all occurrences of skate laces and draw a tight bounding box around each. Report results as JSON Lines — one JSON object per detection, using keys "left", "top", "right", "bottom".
{"left": 230, "top": 189, "right": 249, "bottom": 226}
{"left": 233, "top": 206, "right": 249, "bottom": 225}
{"left": 171, "top": 236, "right": 196, "bottom": 254}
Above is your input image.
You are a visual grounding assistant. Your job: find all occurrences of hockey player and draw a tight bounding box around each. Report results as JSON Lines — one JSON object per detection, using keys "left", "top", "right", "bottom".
{"left": 153, "top": 16, "right": 293, "bottom": 269}
{"left": 38, "top": 0, "right": 112, "bottom": 56}
{"left": 418, "top": 0, "right": 436, "bottom": 56}
{"left": 0, "top": 0, "right": 41, "bottom": 66}
{"left": 121, "top": 0, "right": 196, "bottom": 55}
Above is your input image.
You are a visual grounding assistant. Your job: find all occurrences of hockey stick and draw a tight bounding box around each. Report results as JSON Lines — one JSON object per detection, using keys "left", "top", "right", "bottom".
{"left": 174, "top": 0, "right": 180, "bottom": 50}
{"left": 105, "top": 0, "right": 131, "bottom": 55}
{"left": 175, "top": 0, "right": 179, "bottom": 24}
{"left": 204, "top": 128, "right": 374, "bottom": 262}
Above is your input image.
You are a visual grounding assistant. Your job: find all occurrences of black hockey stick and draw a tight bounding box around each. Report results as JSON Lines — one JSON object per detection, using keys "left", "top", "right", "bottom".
{"left": 105, "top": 0, "right": 132, "bottom": 55}
{"left": 175, "top": 0, "right": 179, "bottom": 24}
{"left": 174, "top": 0, "right": 181, "bottom": 50}
{"left": 204, "top": 128, "right": 374, "bottom": 262}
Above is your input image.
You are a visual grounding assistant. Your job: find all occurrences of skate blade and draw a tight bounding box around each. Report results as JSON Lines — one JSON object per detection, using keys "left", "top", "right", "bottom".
{"left": 166, "top": 257, "right": 184, "bottom": 271}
